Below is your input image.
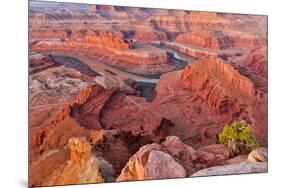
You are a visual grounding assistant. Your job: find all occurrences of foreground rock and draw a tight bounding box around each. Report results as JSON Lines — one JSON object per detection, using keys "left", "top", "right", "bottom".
{"left": 46, "top": 137, "right": 114, "bottom": 186}
{"left": 248, "top": 147, "right": 268, "bottom": 162}
{"left": 196, "top": 144, "right": 230, "bottom": 166}
{"left": 162, "top": 136, "right": 197, "bottom": 175}
{"left": 116, "top": 143, "right": 168, "bottom": 181}
{"left": 116, "top": 143, "right": 186, "bottom": 181}
{"left": 117, "top": 136, "right": 232, "bottom": 181}
{"left": 145, "top": 150, "right": 186, "bottom": 180}
{"left": 117, "top": 136, "right": 195, "bottom": 181}
{"left": 191, "top": 162, "right": 267, "bottom": 177}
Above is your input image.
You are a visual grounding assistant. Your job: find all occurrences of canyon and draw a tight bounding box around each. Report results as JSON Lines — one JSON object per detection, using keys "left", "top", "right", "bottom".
{"left": 29, "top": 1, "right": 268, "bottom": 187}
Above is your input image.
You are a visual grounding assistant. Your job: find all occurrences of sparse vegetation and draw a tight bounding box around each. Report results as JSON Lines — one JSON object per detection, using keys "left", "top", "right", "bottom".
{"left": 219, "top": 120, "right": 260, "bottom": 155}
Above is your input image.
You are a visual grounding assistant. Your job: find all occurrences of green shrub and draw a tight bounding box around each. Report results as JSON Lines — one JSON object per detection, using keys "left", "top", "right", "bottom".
{"left": 219, "top": 120, "right": 260, "bottom": 154}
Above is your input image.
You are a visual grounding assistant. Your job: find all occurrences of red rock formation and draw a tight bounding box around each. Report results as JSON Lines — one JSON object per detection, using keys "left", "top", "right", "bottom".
{"left": 162, "top": 136, "right": 197, "bottom": 175}
{"left": 232, "top": 47, "right": 267, "bottom": 78}
{"left": 31, "top": 41, "right": 175, "bottom": 74}
{"left": 83, "top": 31, "right": 131, "bottom": 50}
{"left": 117, "top": 136, "right": 232, "bottom": 181}
{"left": 71, "top": 85, "right": 118, "bottom": 129}
{"left": 94, "top": 76, "right": 141, "bottom": 96}
{"left": 153, "top": 57, "right": 267, "bottom": 144}
{"left": 30, "top": 28, "right": 67, "bottom": 40}
{"left": 196, "top": 144, "right": 230, "bottom": 166}
{"left": 29, "top": 53, "right": 56, "bottom": 74}
{"left": 187, "top": 12, "right": 267, "bottom": 33}
{"left": 181, "top": 58, "right": 264, "bottom": 109}
{"left": 175, "top": 30, "right": 234, "bottom": 50}
{"left": 135, "top": 31, "right": 167, "bottom": 41}
{"left": 29, "top": 137, "right": 113, "bottom": 187}
{"left": 29, "top": 1, "right": 268, "bottom": 185}
{"left": 229, "top": 47, "right": 268, "bottom": 92}
{"left": 116, "top": 142, "right": 186, "bottom": 181}
{"left": 148, "top": 13, "right": 190, "bottom": 33}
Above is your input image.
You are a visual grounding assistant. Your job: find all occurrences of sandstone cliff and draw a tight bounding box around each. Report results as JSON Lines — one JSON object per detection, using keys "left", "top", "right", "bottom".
{"left": 153, "top": 57, "right": 267, "bottom": 144}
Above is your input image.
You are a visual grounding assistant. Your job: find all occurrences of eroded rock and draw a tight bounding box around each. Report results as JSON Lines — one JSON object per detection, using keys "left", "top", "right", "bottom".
{"left": 191, "top": 162, "right": 267, "bottom": 177}
{"left": 196, "top": 144, "right": 230, "bottom": 166}
{"left": 145, "top": 150, "right": 186, "bottom": 179}
{"left": 248, "top": 147, "right": 268, "bottom": 162}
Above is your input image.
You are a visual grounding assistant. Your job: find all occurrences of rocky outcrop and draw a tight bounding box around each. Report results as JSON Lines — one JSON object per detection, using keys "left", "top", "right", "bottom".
{"left": 31, "top": 41, "right": 175, "bottom": 75}
{"left": 46, "top": 137, "right": 114, "bottom": 186}
{"left": 29, "top": 52, "right": 57, "bottom": 74}
{"left": 29, "top": 66, "right": 91, "bottom": 107}
{"left": 145, "top": 150, "right": 186, "bottom": 179}
{"left": 190, "top": 162, "right": 267, "bottom": 177}
{"left": 148, "top": 13, "right": 190, "bottom": 34}
{"left": 175, "top": 30, "right": 234, "bottom": 50}
{"left": 29, "top": 137, "right": 114, "bottom": 187}
{"left": 182, "top": 58, "right": 266, "bottom": 141}
{"left": 186, "top": 12, "right": 267, "bottom": 33}
{"left": 67, "top": 137, "right": 92, "bottom": 161}
{"left": 181, "top": 58, "right": 262, "bottom": 112}
{"left": 116, "top": 143, "right": 187, "bottom": 181}
{"left": 247, "top": 147, "right": 268, "bottom": 162}
{"left": 153, "top": 57, "right": 267, "bottom": 145}
{"left": 135, "top": 31, "right": 167, "bottom": 41}
{"left": 94, "top": 76, "right": 141, "bottom": 96}
{"left": 196, "top": 144, "right": 230, "bottom": 166}
{"left": 176, "top": 30, "right": 266, "bottom": 50}
{"left": 229, "top": 47, "right": 268, "bottom": 92}
{"left": 83, "top": 31, "right": 131, "bottom": 50}
{"left": 117, "top": 136, "right": 236, "bottom": 181}
{"left": 162, "top": 136, "right": 197, "bottom": 175}
{"left": 71, "top": 85, "right": 118, "bottom": 129}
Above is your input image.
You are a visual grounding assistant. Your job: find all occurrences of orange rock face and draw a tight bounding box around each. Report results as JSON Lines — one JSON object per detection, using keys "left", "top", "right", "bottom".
{"left": 176, "top": 30, "right": 234, "bottom": 50}
{"left": 83, "top": 31, "right": 131, "bottom": 50}
{"left": 154, "top": 58, "right": 267, "bottom": 144}
{"left": 29, "top": 1, "right": 267, "bottom": 186}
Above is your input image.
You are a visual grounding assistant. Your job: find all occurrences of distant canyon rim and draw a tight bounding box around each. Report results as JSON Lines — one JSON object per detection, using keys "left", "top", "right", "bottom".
{"left": 28, "top": 1, "right": 268, "bottom": 187}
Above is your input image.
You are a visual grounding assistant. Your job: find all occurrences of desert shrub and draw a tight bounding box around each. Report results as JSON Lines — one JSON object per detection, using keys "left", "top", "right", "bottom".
{"left": 219, "top": 120, "right": 260, "bottom": 155}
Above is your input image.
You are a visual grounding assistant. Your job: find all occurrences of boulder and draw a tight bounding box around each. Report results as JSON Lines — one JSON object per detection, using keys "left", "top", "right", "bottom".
{"left": 46, "top": 137, "right": 113, "bottom": 185}
{"left": 196, "top": 144, "right": 230, "bottom": 166}
{"left": 145, "top": 150, "right": 186, "bottom": 179}
{"left": 117, "top": 142, "right": 187, "bottom": 181}
{"left": 248, "top": 147, "right": 268, "bottom": 162}
{"left": 162, "top": 136, "right": 197, "bottom": 175}
{"left": 162, "top": 136, "right": 197, "bottom": 160}
{"left": 116, "top": 143, "right": 164, "bottom": 181}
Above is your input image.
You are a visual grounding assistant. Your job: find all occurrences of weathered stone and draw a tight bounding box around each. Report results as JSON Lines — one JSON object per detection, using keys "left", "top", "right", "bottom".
{"left": 146, "top": 150, "right": 186, "bottom": 179}
{"left": 248, "top": 147, "right": 268, "bottom": 162}
{"left": 117, "top": 141, "right": 187, "bottom": 181}
{"left": 191, "top": 162, "right": 267, "bottom": 177}
{"left": 162, "top": 136, "right": 197, "bottom": 175}
{"left": 116, "top": 144, "right": 164, "bottom": 181}
{"left": 196, "top": 144, "right": 230, "bottom": 165}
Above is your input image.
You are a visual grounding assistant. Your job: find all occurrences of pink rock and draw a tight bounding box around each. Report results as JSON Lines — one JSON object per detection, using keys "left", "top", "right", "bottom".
{"left": 248, "top": 147, "right": 268, "bottom": 162}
